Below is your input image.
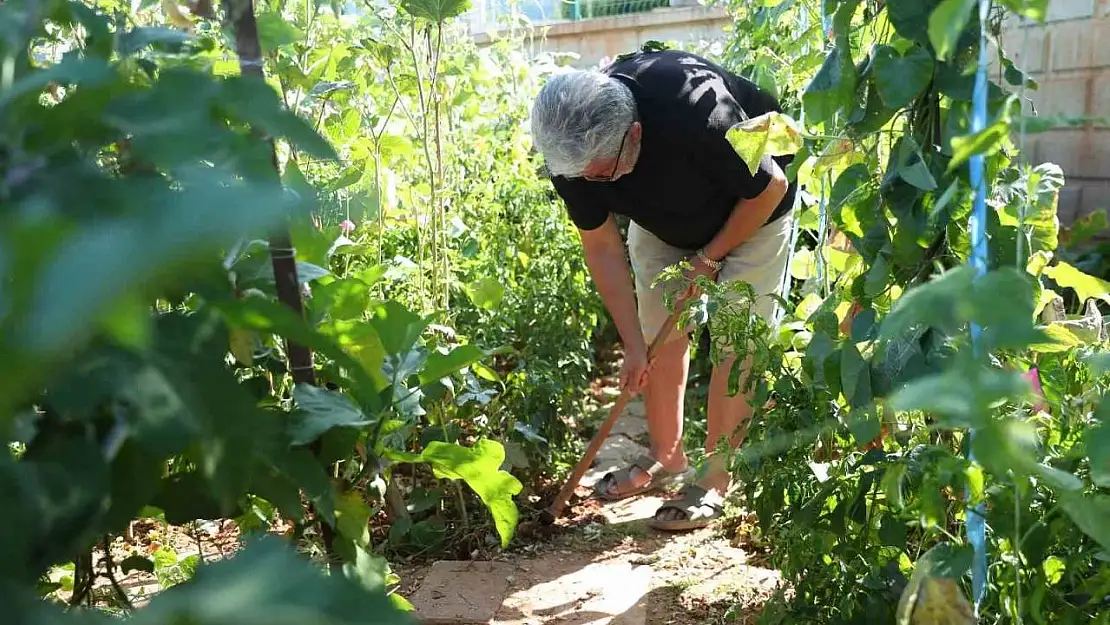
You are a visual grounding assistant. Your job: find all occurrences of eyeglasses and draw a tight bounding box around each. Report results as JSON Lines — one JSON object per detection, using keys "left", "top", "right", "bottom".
{"left": 583, "top": 126, "right": 629, "bottom": 182}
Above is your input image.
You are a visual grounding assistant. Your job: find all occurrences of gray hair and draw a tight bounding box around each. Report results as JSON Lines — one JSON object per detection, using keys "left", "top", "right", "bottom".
{"left": 531, "top": 70, "right": 636, "bottom": 178}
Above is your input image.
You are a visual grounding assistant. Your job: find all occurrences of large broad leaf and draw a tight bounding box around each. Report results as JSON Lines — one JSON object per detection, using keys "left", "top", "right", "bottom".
{"left": 214, "top": 298, "right": 386, "bottom": 412}
{"left": 948, "top": 120, "right": 1009, "bottom": 171}
{"left": 218, "top": 76, "right": 338, "bottom": 161}
{"left": 889, "top": 366, "right": 1032, "bottom": 429}
{"left": 419, "top": 345, "right": 485, "bottom": 386}
{"left": 421, "top": 440, "right": 523, "bottom": 547}
{"left": 289, "top": 384, "right": 372, "bottom": 446}
{"left": 256, "top": 10, "right": 304, "bottom": 50}
{"left": 369, "top": 301, "right": 428, "bottom": 358}
{"left": 1042, "top": 262, "right": 1110, "bottom": 307}
{"left": 873, "top": 44, "right": 935, "bottom": 109}
{"left": 895, "top": 542, "right": 975, "bottom": 625}
{"left": 880, "top": 266, "right": 1041, "bottom": 351}
{"left": 21, "top": 172, "right": 293, "bottom": 360}
{"left": 725, "top": 112, "right": 804, "bottom": 176}
{"left": 129, "top": 537, "right": 412, "bottom": 625}
{"left": 928, "top": 0, "right": 977, "bottom": 61}
{"left": 887, "top": 0, "right": 941, "bottom": 44}
{"left": 399, "top": 0, "right": 471, "bottom": 22}
{"left": 1059, "top": 493, "right": 1110, "bottom": 553}
{"left": 802, "top": 43, "right": 858, "bottom": 125}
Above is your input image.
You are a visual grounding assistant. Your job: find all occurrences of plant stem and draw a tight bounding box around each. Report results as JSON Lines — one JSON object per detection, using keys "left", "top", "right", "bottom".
{"left": 221, "top": 0, "right": 337, "bottom": 562}
{"left": 101, "top": 535, "right": 134, "bottom": 610}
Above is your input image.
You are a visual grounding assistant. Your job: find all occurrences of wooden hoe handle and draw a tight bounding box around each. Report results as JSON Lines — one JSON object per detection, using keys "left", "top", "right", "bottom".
{"left": 541, "top": 307, "right": 685, "bottom": 523}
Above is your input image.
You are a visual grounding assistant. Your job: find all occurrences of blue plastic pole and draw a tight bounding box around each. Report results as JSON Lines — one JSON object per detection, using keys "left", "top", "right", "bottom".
{"left": 965, "top": 0, "right": 992, "bottom": 614}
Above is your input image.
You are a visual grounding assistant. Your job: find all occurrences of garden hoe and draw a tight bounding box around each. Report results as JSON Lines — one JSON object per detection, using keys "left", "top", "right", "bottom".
{"left": 540, "top": 306, "right": 685, "bottom": 525}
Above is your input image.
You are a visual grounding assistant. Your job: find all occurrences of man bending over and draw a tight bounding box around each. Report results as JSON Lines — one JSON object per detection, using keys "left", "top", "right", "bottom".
{"left": 531, "top": 48, "right": 797, "bottom": 531}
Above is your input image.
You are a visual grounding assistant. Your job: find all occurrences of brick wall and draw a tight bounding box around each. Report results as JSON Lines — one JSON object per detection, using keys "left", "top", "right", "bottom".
{"left": 998, "top": 0, "right": 1110, "bottom": 229}
{"left": 472, "top": 5, "right": 731, "bottom": 68}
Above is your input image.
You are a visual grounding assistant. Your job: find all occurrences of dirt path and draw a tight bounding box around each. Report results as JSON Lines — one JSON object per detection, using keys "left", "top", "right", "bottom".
{"left": 54, "top": 358, "right": 786, "bottom": 623}
{"left": 403, "top": 397, "right": 785, "bottom": 625}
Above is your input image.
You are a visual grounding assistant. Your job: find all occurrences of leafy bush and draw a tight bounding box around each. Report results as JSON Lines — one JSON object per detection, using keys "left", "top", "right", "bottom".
{"left": 688, "top": 1, "right": 1110, "bottom": 622}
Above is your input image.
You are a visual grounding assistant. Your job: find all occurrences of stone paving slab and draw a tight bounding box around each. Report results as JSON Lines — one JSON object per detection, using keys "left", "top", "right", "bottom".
{"left": 598, "top": 494, "right": 668, "bottom": 526}
{"left": 608, "top": 402, "right": 648, "bottom": 441}
{"left": 493, "top": 557, "right": 650, "bottom": 625}
{"left": 410, "top": 561, "right": 516, "bottom": 624}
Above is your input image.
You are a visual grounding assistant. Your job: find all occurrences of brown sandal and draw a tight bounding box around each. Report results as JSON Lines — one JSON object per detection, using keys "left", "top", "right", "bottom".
{"left": 648, "top": 484, "right": 726, "bottom": 531}
{"left": 593, "top": 454, "right": 693, "bottom": 501}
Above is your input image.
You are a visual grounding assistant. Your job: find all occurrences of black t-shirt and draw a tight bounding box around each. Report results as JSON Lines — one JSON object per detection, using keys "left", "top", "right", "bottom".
{"left": 549, "top": 49, "right": 797, "bottom": 251}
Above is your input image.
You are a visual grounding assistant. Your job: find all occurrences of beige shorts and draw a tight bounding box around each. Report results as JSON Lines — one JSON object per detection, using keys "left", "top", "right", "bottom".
{"left": 627, "top": 211, "right": 794, "bottom": 344}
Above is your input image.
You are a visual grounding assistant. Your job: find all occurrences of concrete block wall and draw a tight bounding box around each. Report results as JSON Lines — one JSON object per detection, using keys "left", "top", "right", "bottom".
{"left": 998, "top": 0, "right": 1110, "bottom": 229}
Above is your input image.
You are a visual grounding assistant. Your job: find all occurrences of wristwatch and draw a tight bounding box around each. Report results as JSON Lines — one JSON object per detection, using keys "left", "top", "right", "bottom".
{"left": 695, "top": 248, "right": 723, "bottom": 273}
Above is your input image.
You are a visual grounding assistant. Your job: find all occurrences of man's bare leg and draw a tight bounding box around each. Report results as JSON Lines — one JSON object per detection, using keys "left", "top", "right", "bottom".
{"left": 600, "top": 336, "right": 691, "bottom": 497}
{"left": 653, "top": 352, "right": 753, "bottom": 521}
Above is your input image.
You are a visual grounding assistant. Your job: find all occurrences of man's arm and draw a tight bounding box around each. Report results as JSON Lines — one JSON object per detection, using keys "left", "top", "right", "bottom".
{"left": 578, "top": 215, "right": 645, "bottom": 356}
{"left": 701, "top": 158, "right": 789, "bottom": 262}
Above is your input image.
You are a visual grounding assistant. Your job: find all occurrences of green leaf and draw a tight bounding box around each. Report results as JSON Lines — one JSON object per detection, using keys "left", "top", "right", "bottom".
{"left": 999, "top": 0, "right": 1048, "bottom": 21}
{"left": 1086, "top": 424, "right": 1110, "bottom": 488}
{"left": 829, "top": 164, "right": 873, "bottom": 237}
{"left": 1059, "top": 493, "right": 1110, "bottom": 552}
{"left": 898, "top": 158, "right": 938, "bottom": 191}
{"left": 466, "top": 277, "right": 505, "bottom": 311}
{"left": 887, "top": 0, "right": 940, "bottom": 44}
{"left": 0, "top": 55, "right": 115, "bottom": 111}
{"left": 214, "top": 297, "right": 385, "bottom": 411}
{"left": 883, "top": 463, "right": 907, "bottom": 509}
{"left": 970, "top": 418, "right": 1039, "bottom": 477}
{"left": 928, "top": 0, "right": 976, "bottom": 61}
{"left": 948, "top": 120, "right": 1009, "bottom": 171}
{"left": 419, "top": 345, "right": 484, "bottom": 386}
{"left": 1042, "top": 262, "right": 1110, "bottom": 307}
{"left": 1043, "top": 556, "right": 1065, "bottom": 585}
{"left": 219, "top": 76, "right": 338, "bottom": 161}
{"left": 802, "top": 44, "right": 858, "bottom": 124}
{"left": 848, "top": 406, "right": 881, "bottom": 444}
{"left": 369, "top": 301, "right": 428, "bottom": 358}
{"left": 256, "top": 11, "right": 304, "bottom": 49}
{"left": 889, "top": 366, "right": 1030, "bottom": 429}
{"left": 998, "top": 162, "right": 1064, "bottom": 258}
{"left": 21, "top": 173, "right": 294, "bottom": 361}
{"left": 1065, "top": 209, "right": 1108, "bottom": 247}
{"left": 420, "top": 440, "right": 523, "bottom": 547}
{"left": 289, "top": 384, "right": 372, "bottom": 446}
{"left": 334, "top": 490, "right": 373, "bottom": 547}
{"left": 841, "top": 341, "right": 873, "bottom": 408}
{"left": 920, "top": 543, "right": 974, "bottom": 579}
{"left": 118, "top": 27, "right": 196, "bottom": 56}
{"left": 873, "top": 44, "right": 935, "bottom": 109}
{"left": 725, "top": 112, "right": 804, "bottom": 176}
{"left": 399, "top": 0, "right": 471, "bottom": 22}
{"left": 129, "top": 537, "right": 409, "bottom": 624}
